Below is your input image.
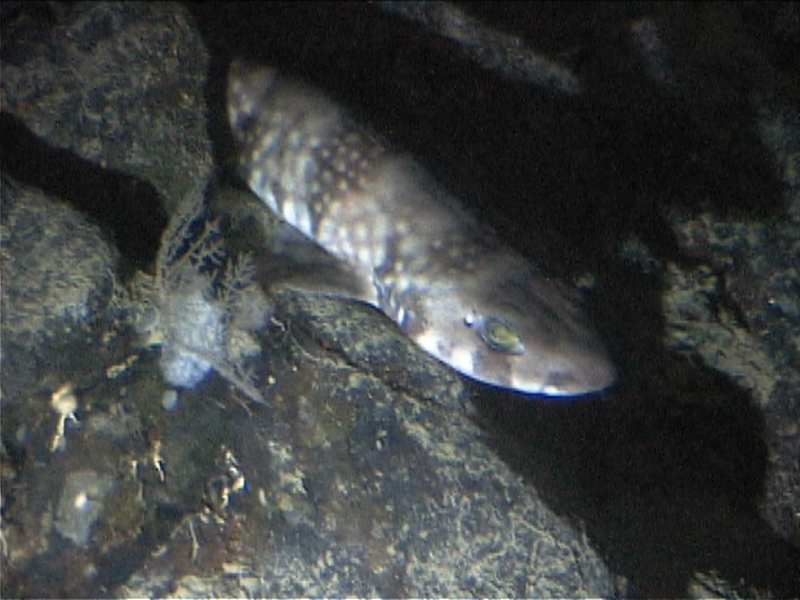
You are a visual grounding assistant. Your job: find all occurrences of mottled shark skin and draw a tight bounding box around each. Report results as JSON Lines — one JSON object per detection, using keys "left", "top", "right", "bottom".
{"left": 227, "top": 60, "right": 615, "bottom": 396}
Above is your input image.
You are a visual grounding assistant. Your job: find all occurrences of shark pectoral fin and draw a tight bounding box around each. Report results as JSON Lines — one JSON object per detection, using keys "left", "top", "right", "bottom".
{"left": 212, "top": 188, "right": 377, "bottom": 304}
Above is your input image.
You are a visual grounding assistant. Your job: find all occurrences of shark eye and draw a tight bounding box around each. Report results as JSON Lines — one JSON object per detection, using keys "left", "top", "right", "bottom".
{"left": 477, "top": 316, "right": 525, "bottom": 355}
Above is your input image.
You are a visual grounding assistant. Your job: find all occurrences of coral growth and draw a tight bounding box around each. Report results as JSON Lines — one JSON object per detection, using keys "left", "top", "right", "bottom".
{"left": 124, "top": 182, "right": 270, "bottom": 403}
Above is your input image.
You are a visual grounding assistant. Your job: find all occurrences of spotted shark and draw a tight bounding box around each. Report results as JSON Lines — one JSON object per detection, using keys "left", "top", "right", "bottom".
{"left": 227, "top": 60, "right": 615, "bottom": 396}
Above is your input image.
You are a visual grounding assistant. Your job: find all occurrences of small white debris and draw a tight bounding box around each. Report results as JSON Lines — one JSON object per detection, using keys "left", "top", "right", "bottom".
{"left": 161, "top": 389, "right": 179, "bottom": 411}
{"left": 50, "top": 383, "right": 79, "bottom": 452}
{"left": 54, "top": 470, "right": 115, "bottom": 547}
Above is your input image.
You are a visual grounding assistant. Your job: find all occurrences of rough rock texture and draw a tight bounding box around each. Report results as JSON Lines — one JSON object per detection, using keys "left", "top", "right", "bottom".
{"left": 0, "top": 177, "right": 121, "bottom": 402}
{"left": 0, "top": 177, "right": 119, "bottom": 342}
{"left": 1, "top": 2, "right": 799, "bottom": 598}
{"left": 0, "top": 1, "right": 212, "bottom": 214}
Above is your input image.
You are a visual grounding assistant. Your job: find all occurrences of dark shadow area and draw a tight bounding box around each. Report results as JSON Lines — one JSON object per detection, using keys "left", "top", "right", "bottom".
{"left": 2, "top": 531, "right": 159, "bottom": 599}
{"left": 0, "top": 111, "right": 167, "bottom": 271}
{"left": 475, "top": 354, "right": 800, "bottom": 597}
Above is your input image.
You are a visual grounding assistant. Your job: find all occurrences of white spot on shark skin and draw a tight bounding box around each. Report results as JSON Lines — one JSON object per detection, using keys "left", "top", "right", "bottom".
{"left": 415, "top": 328, "right": 476, "bottom": 378}
{"left": 282, "top": 167, "right": 303, "bottom": 198}
{"left": 371, "top": 244, "right": 386, "bottom": 268}
{"left": 326, "top": 199, "right": 342, "bottom": 218}
{"left": 336, "top": 239, "right": 354, "bottom": 259}
{"left": 511, "top": 372, "right": 561, "bottom": 395}
{"left": 256, "top": 130, "right": 279, "bottom": 157}
{"left": 251, "top": 174, "right": 279, "bottom": 213}
{"left": 283, "top": 193, "right": 312, "bottom": 236}
{"left": 395, "top": 274, "right": 412, "bottom": 294}
{"left": 450, "top": 347, "right": 475, "bottom": 375}
{"left": 357, "top": 246, "right": 373, "bottom": 265}
{"left": 354, "top": 222, "right": 368, "bottom": 242}
{"left": 318, "top": 218, "right": 337, "bottom": 245}
{"left": 283, "top": 199, "right": 298, "bottom": 225}
{"left": 414, "top": 329, "right": 446, "bottom": 359}
{"left": 294, "top": 202, "right": 313, "bottom": 236}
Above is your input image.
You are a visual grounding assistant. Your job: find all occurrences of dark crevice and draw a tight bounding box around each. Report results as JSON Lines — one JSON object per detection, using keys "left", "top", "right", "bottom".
{"left": 0, "top": 111, "right": 167, "bottom": 270}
